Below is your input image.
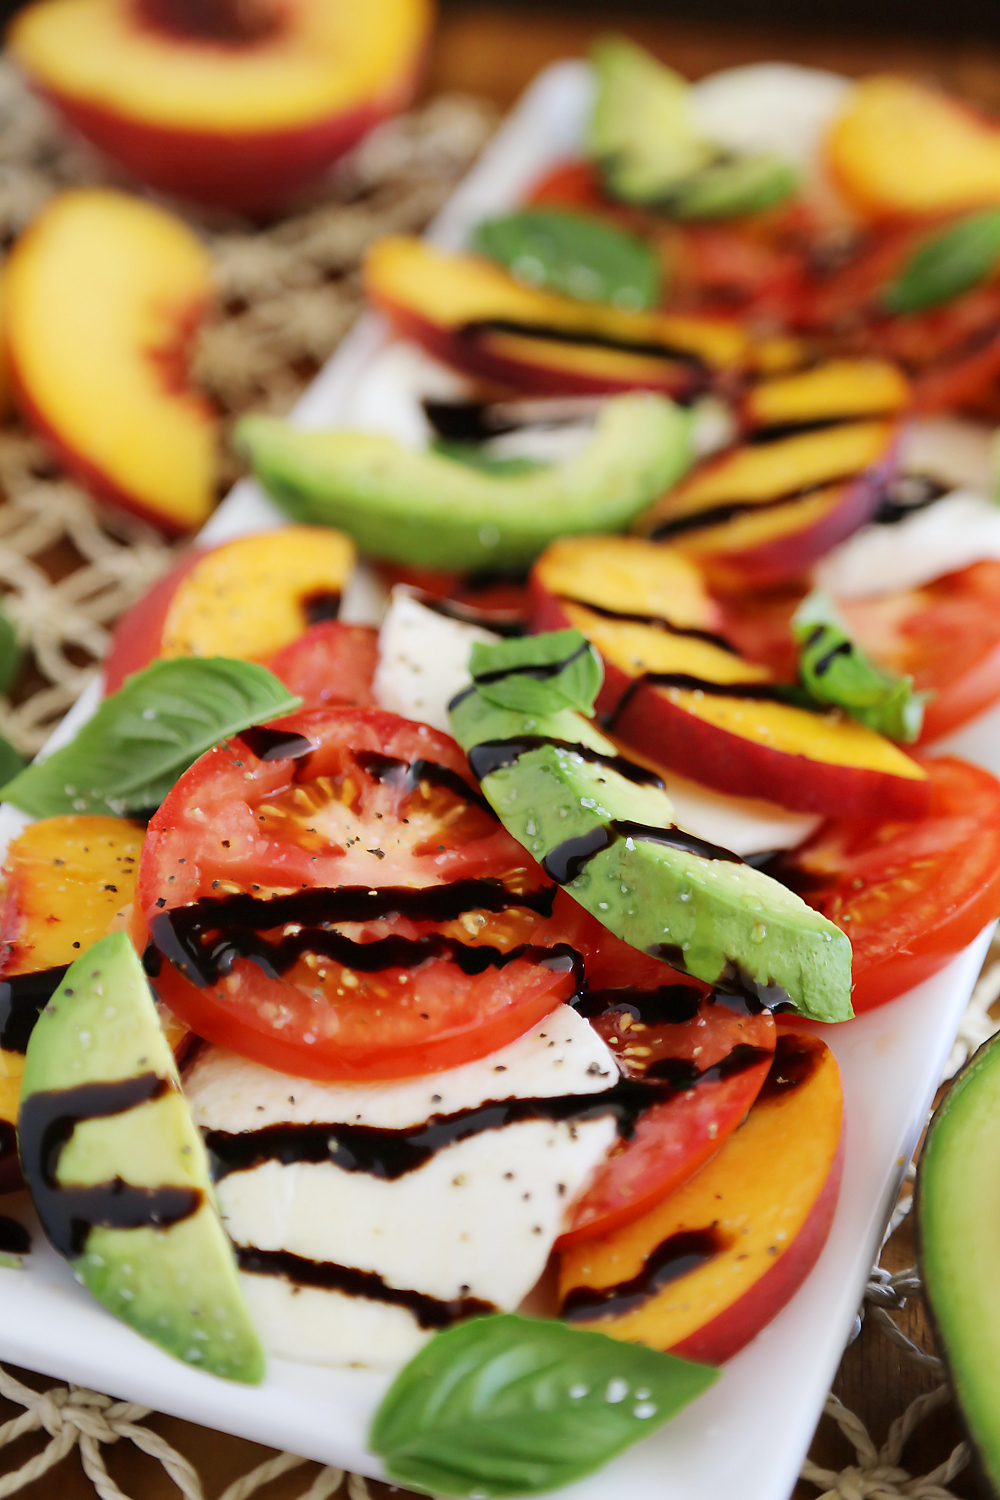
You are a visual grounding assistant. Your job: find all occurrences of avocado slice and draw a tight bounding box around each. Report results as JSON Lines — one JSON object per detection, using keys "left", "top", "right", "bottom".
{"left": 589, "top": 37, "right": 798, "bottom": 217}
{"left": 448, "top": 635, "right": 852, "bottom": 1022}
{"left": 19, "top": 932, "right": 264, "bottom": 1382}
{"left": 233, "top": 393, "right": 692, "bottom": 573}
{"left": 917, "top": 1032, "right": 1000, "bottom": 1487}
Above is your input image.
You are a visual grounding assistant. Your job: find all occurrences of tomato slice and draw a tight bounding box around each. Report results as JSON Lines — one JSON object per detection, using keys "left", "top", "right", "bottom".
{"left": 840, "top": 561, "right": 1000, "bottom": 744}
{"left": 540, "top": 896, "right": 776, "bottom": 1246}
{"left": 763, "top": 756, "right": 1000, "bottom": 1011}
{"left": 140, "top": 707, "right": 579, "bottom": 1080}
{"left": 266, "top": 621, "right": 378, "bottom": 710}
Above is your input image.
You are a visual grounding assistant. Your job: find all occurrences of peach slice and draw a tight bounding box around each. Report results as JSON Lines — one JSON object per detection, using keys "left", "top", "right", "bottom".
{"left": 741, "top": 359, "right": 911, "bottom": 433}
{"left": 6, "top": 188, "right": 217, "bottom": 535}
{"left": 827, "top": 77, "right": 1000, "bottom": 219}
{"left": 557, "top": 1030, "right": 844, "bottom": 1363}
{"left": 8, "top": 0, "right": 433, "bottom": 212}
{"left": 0, "top": 814, "right": 145, "bottom": 1188}
{"left": 103, "top": 526, "right": 356, "bottom": 692}
{"left": 633, "top": 419, "right": 900, "bottom": 590}
{"left": 365, "top": 236, "right": 750, "bottom": 399}
{"left": 529, "top": 534, "right": 930, "bottom": 818}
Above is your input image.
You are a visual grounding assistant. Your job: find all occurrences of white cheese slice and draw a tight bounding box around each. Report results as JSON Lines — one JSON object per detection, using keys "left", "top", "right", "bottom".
{"left": 343, "top": 340, "right": 473, "bottom": 449}
{"left": 373, "top": 590, "right": 816, "bottom": 852}
{"left": 901, "top": 416, "right": 996, "bottom": 494}
{"left": 185, "top": 1006, "right": 618, "bottom": 1369}
{"left": 815, "top": 490, "right": 1000, "bottom": 599}
{"left": 373, "top": 586, "right": 499, "bottom": 733}
{"left": 691, "top": 64, "right": 851, "bottom": 172}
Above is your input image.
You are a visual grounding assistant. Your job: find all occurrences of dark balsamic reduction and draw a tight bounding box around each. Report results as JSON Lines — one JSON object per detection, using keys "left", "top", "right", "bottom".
{"left": 205, "top": 1042, "right": 769, "bottom": 1185}
{"left": 235, "top": 1245, "right": 494, "bottom": 1327}
{"left": 562, "top": 1226, "right": 730, "bottom": 1322}
{"left": 647, "top": 465, "right": 868, "bottom": 542}
{"left": 467, "top": 735, "right": 664, "bottom": 788}
{"left": 461, "top": 318, "right": 710, "bottom": 376}
{"left": 601, "top": 671, "right": 805, "bottom": 732}
{"left": 573, "top": 984, "right": 704, "bottom": 1026}
{"left": 0, "top": 1216, "right": 29, "bottom": 1256}
{"left": 302, "top": 591, "right": 342, "bottom": 625}
{"left": 543, "top": 826, "right": 615, "bottom": 883}
{"left": 558, "top": 596, "right": 739, "bottom": 655}
{"left": 238, "top": 727, "right": 315, "bottom": 763}
{"left": 873, "top": 474, "right": 950, "bottom": 526}
{"left": 403, "top": 587, "right": 526, "bottom": 638}
{"left": 355, "top": 750, "right": 493, "bottom": 814}
{"left": 471, "top": 640, "right": 592, "bottom": 690}
{"left": 812, "top": 639, "right": 853, "bottom": 676}
{"left": 149, "top": 884, "right": 563, "bottom": 990}
{"left": 19, "top": 1073, "right": 201, "bottom": 1259}
{"left": 745, "top": 415, "right": 853, "bottom": 444}
{"left": 758, "top": 1031, "right": 824, "bottom": 1101}
{"left": 645, "top": 1042, "right": 772, "bottom": 1088}
{"left": 542, "top": 817, "right": 743, "bottom": 888}
{"left": 0, "top": 966, "right": 68, "bottom": 1054}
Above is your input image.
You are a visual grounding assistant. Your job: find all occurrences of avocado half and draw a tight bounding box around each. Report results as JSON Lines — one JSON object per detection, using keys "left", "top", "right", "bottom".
{"left": 917, "top": 1030, "right": 1000, "bottom": 1487}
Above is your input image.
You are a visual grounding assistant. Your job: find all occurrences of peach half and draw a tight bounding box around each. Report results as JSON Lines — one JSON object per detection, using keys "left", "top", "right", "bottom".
{"left": 6, "top": 188, "right": 217, "bottom": 535}
{"left": 8, "top": 0, "right": 433, "bottom": 212}
{"left": 558, "top": 1030, "right": 844, "bottom": 1363}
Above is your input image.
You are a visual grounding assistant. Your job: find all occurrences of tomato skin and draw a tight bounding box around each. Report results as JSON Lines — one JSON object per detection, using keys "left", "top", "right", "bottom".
{"left": 840, "top": 561, "right": 1000, "bottom": 744}
{"left": 141, "top": 707, "right": 576, "bottom": 1080}
{"left": 540, "top": 895, "right": 775, "bottom": 1245}
{"left": 771, "top": 757, "right": 1000, "bottom": 1011}
{"left": 265, "top": 621, "right": 378, "bottom": 709}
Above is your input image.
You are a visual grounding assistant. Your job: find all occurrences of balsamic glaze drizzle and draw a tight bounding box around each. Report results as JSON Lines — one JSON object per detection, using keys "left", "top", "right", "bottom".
{"left": 646, "top": 465, "right": 872, "bottom": 541}
{"left": 403, "top": 587, "right": 526, "bottom": 638}
{"left": 234, "top": 1245, "right": 495, "bottom": 1328}
{"left": 0, "top": 966, "right": 68, "bottom": 1054}
{"left": 302, "top": 591, "right": 341, "bottom": 625}
{"left": 149, "top": 884, "right": 564, "bottom": 990}
{"left": 19, "top": 1073, "right": 202, "bottom": 1259}
{"left": 205, "top": 1042, "right": 770, "bottom": 1186}
{"left": 563, "top": 1227, "right": 730, "bottom": 1321}
{"left": 462, "top": 318, "right": 711, "bottom": 375}
{"left": 354, "top": 750, "right": 493, "bottom": 813}
{"left": 472, "top": 640, "right": 592, "bottom": 689}
{"left": 558, "top": 596, "right": 739, "bottom": 655}
{"left": 601, "top": 671, "right": 806, "bottom": 732}
{"left": 238, "top": 727, "right": 316, "bottom": 763}
{"left": 0, "top": 1216, "right": 29, "bottom": 1256}
{"left": 873, "top": 473, "right": 951, "bottom": 526}
{"left": 467, "top": 736, "right": 664, "bottom": 788}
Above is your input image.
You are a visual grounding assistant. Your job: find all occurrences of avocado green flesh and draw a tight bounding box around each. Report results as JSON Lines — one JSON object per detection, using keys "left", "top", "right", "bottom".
{"left": 589, "top": 38, "right": 714, "bottom": 203}
{"left": 918, "top": 1032, "right": 1000, "bottom": 1487}
{"left": 19, "top": 933, "right": 264, "bottom": 1383}
{"left": 234, "top": 393, "right": 692, "bottom": 572}
{"left": 449, "top": 691, "right": 853, "bottom": 1022}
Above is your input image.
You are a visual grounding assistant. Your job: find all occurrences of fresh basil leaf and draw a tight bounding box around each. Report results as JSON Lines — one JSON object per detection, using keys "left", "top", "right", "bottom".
{"left": 432, "top": 440, "right": 548, "bottom": 477}
{"left": 472, "top": 208, "right": 662, "bottom": 311}
{"left": 3, "top": 658, "right": 301, "bottom": 818}
{"left": 370, "top": 1312, "right": 717, "bottom": 1498}
{"left": 0, "top": 732, "right": 25, "bottom": 795}
{"left": 468, "top": 630, "right": 602, "bottom": 715}
{"left": 884, "top": 210, "right": 1000, "bottom": 314}
{"left": 666, "top": 153, "right": 799, "bottom": 220}
{"left": 793, "top": 592, "right": 929, "bottom": 743}
{"left": 0, "top": 602, "right": 22, "bottom": 697}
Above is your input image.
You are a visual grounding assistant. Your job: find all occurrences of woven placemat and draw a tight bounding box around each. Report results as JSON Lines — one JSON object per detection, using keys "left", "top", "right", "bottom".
{"left": 0, "top": 53, "right": 990, "bottom": 1500}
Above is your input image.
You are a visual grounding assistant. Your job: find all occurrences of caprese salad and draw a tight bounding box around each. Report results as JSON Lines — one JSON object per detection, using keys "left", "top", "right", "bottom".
{"left": 5, "top": 40, "right": 1000, "bottom": 1500}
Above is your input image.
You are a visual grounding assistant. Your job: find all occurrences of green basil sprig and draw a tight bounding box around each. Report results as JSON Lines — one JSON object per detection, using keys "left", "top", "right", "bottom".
{"left": 369, "top": 1312, "right": 717, "bottom": 1497}
{"left": 472, "top": 208, "right": 662, "bottom": 310}
{"left": 468, "top": 630, "right": 602, "bottom": 715}
{"left": 884, "top": 210, "right": 1000, "bottom": 315}
{"left": 3, "top": 657, "right": 301, "bottom": 818}
{"left": 793, "top": 592, "right": 929, "bottom": 743}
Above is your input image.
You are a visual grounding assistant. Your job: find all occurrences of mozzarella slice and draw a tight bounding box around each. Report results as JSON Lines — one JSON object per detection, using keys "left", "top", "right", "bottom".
{"left": 374, "top": 586, "right": 499, "bottom": 733}
{"left": 901, "top": 416, "right": 996, "bottom": 494}
{"left": 691, "top": 64, "right": 850, "bottom": 172}
{"left": 816, "top": 490, "right": 1000, "bottom": 599}
{"left": 663, "top": 773, "right": 819, "bottom": 857}
{"left": 185, "top": 1007, "right": 617, "bottom": 1370}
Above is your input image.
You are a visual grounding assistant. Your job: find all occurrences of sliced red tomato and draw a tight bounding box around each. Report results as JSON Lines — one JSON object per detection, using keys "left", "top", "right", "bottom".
{"left": 527, "top": 160, "right": 614, "bottom": 213}
{"left": 265, "top": 621, "right": 378, "bottom": 710}
{"left": 539, "top": 895, "right": 776, "bottom": 1246}
{"left": 765, "top": 756, "right": 1000, "bottom": 1012}
{"left": 140, "top": 707, "right": 578, "bottom": 1080}
{"left": 840, "top": 560, "right": 1000, "bottom": 744}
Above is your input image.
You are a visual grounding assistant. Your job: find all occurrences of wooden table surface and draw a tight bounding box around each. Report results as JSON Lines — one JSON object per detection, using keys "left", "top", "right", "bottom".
{"left": 4, "top": 8, "right": 994, "bottom": 1497}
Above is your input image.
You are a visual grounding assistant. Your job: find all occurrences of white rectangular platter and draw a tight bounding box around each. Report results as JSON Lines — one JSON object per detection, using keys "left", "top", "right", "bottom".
{"left": 0, "top": 58, "right": 995, "bottom": 1500}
